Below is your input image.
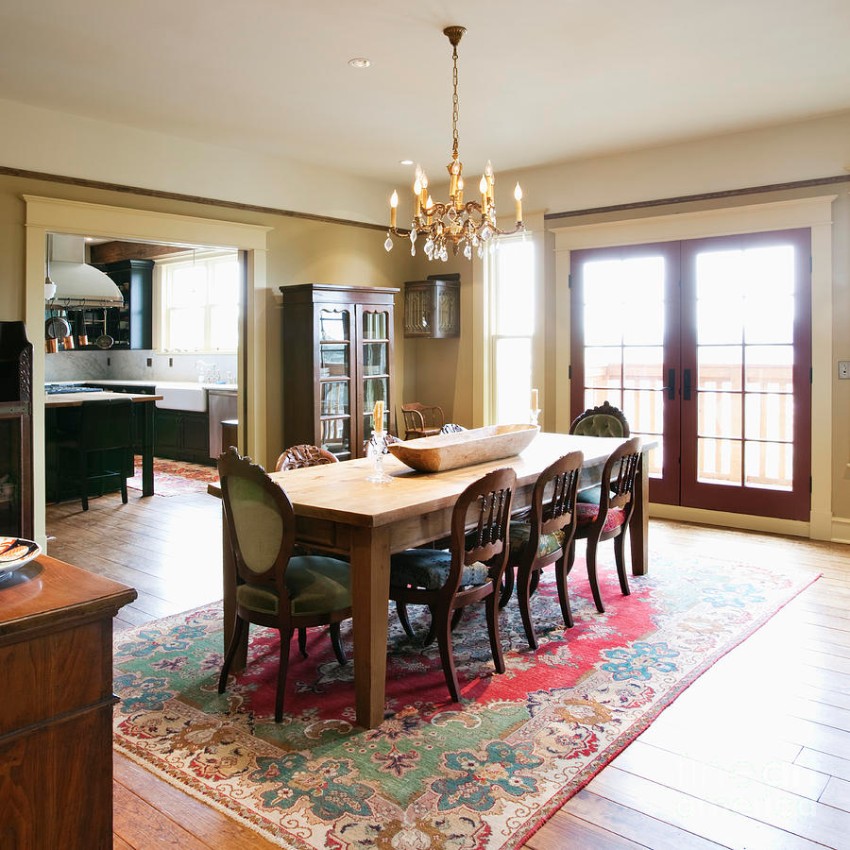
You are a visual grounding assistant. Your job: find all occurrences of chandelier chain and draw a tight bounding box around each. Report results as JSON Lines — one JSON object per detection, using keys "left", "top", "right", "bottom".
{"left": 451, "top": 43, "right": 459, "bottom": 161}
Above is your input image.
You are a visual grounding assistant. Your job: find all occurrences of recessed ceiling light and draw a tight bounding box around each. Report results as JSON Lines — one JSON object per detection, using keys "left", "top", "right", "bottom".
{"left": 348, "top": 57, "right": 371, "bottom": 69}
{"left": 399, "top": 159, "right": 414, "bottom": 166}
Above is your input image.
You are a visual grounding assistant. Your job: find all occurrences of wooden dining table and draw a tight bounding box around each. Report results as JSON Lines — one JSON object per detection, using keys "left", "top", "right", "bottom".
{"left": 212, "top": 431, "right": 656, "bottom": 729}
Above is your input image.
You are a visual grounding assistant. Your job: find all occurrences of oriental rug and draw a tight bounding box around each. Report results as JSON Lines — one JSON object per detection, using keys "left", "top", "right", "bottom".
{"left": 112, "top": 552, "right": 817, "bottom": 850}
{"left": 127, "top": 456, "right": 219, "bottom": 496}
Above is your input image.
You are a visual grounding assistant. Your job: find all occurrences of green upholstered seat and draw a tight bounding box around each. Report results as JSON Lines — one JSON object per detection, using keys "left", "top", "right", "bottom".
{"left": 237, "top": 555, "right": 351, "bottom": 616}
{"left": 390, "top": 549, "right": 490, "bottom": 591}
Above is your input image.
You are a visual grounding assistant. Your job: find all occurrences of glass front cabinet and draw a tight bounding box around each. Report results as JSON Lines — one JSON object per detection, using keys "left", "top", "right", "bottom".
{"left": 280, "top": 284, "right": 398, "bottom": 460}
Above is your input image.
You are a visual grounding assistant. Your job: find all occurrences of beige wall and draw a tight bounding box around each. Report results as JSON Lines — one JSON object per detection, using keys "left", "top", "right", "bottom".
{"left": 4, "top": 107, "right": 850, "bottom": 537}
{"left": 0, "top": 172, "right": 413, "bottom": 472}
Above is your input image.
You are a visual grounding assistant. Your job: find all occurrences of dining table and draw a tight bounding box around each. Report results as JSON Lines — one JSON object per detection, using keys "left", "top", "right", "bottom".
{"left": 211, "top": 431, "right": 656, "bottom": 729}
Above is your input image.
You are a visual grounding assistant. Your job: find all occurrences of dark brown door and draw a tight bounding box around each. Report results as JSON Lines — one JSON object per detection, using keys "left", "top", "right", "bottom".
{"left": 571, "top": 228, "right": 811, "bottom": 521}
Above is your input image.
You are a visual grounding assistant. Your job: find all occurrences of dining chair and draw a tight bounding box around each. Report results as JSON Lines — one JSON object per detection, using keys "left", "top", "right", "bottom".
{"left": 501, "top": 451, "right": 583, "bottom": 649}
{"left": 217, "top": 448, "right": 352, "bottom": 722}
{"left": 56, "top": 398, "right": 134, "bottom": 511}
{"left": 275, "top": 443, "right": 339, "bottom": 471}
{"left": 389, "top": 467, "right": 516, "bottom": 702}
{"left": 569, "top": 400, "right": 630, "bottom": 438}
{"left": 400, "top": 402, "right": 445, "bottom": 440}
{"left": 274, "top": 443, "right": 345, "bottom": 659}
{"left": 567, "top": 437, "right": 642, "bottom": 613}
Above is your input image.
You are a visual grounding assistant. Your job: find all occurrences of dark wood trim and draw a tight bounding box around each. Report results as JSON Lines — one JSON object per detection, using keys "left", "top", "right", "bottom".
{"left": 0, "top": 164, "right": 387, "bottom": 232}
{"left": 544, "top": 174, "right": 850, "bottom": 221}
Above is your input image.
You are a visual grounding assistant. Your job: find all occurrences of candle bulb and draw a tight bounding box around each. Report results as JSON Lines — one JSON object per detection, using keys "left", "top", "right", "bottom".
{"left": 390, "top": 190, "right": 398, "bottom": 229}
{"left": 514, "top": 183, "right": 523, "bottom": 223}
{"left": 531, "top": 388, "right": 539, "bottom": 411}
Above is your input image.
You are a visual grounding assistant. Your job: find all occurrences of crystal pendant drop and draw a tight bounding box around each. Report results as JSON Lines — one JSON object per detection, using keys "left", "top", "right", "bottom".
{"left": 463, "top": 243, "right": 472, "bottom": 260}
{"left": 384, "top": 235, "right": 393, "bottom": 252}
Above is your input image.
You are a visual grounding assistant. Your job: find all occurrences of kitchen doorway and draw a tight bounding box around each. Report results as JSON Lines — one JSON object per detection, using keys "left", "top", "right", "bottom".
{"left": 25, "top": 195, "right": 270, "bottom": 548}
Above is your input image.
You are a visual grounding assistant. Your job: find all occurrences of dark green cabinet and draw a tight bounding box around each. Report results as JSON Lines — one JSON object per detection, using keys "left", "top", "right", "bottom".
{"left": 155, "top": 409, "right": 210, "bottom": 464}
{"left": 96, "top": 259, "right": 155, "bottom": 350}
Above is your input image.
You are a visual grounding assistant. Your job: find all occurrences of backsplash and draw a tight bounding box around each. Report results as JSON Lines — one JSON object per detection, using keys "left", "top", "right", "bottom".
{"left": 44, "top": 350, "right": 237, "bottom": 384}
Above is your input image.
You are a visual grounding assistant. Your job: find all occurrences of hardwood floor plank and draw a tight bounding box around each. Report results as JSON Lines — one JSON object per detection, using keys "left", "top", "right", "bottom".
{"left": 820, "top": 776, "right": 850, "bottom": 813}
{"left": 586, "top": 767, "right": 825, "bottom": 849}
{"left": 525, "top": 810, "right": 646, "bottom": 849}
{"left": 795, "top": 748, "right": 850, "bottom": 783}
{"left": 113, "top": 781, "right": 215, "bottom": 849}
{"left": 114, "top": 754, "right": 274, "bottom": 849}
{"left": 553, "top": 789, "right": 727, "bottom": 849}
{"left": 612, "top": 739, "right": 850, "bottom": 848}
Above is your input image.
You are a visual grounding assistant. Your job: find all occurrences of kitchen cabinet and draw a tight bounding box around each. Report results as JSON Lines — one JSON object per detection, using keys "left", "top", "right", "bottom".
{"left": 96, "top": 259, "right": 155, "bottom": 349}
{"left": 83, "top": 382, "right": 156, "bottom": 453}
{"left": 280, "top": 284, "right": 398, "bottom": 459}
{"left": 155, "top": 408, "right": 210, "bottom": 464}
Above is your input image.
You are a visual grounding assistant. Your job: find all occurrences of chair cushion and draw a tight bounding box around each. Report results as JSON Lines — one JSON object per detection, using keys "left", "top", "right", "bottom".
{"left": 236, "top": 555, "right": 351, "bottom": 617}
{"left": 575, "top": 502, "right": 626, "bottom": 534}
{"left": 508, "top": 520, "right": 565, "bottom": 560}
{"left": 390, "top": 549, "right": 490, "bottom": 591}
{"left": 576, "top": 484, "right": 603, "bottom": 504}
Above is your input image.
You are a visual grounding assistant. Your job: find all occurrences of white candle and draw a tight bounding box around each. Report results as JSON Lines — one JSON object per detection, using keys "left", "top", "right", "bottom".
{"left": 373, "top": 400, "right": 384, "bottom": 430}
{"left": 530, "top": 388, "right": 539, "bottom": 410}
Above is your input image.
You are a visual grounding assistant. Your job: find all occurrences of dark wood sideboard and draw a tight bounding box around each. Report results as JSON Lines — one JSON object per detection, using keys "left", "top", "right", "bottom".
{"left": 0, "top": 556, "right": 136, "bottom": 849}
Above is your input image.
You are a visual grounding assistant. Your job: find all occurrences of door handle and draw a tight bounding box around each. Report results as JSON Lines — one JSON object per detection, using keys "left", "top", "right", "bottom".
{"left": 666, "top": 368, "right": 675, "bottom": 401}
{"left": 683, "top": 368, "right": 692, "bottom": 401}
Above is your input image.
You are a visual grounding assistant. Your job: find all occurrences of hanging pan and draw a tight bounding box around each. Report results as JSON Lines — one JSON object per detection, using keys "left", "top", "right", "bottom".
{"left": 95, "top": 311, "right": 113, "bottom": 349}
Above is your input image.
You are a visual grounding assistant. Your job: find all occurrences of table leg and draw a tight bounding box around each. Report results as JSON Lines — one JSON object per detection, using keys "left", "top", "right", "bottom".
{"left": 630, "top": 452, "right": 650, "bottom": 576}
{"left": 220, "top": 502, "right": 246, "bottom": 670}
{"left": 140, "top": 401, "right": 156, "bottom": 497}
{"left": 350, "top": 525, "right": 391, "bottom": 729}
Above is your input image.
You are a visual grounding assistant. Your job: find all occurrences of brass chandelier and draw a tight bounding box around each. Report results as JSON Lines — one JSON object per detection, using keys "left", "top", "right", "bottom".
{"left": 384, "top": 25, "right": 524, "bottom": 262}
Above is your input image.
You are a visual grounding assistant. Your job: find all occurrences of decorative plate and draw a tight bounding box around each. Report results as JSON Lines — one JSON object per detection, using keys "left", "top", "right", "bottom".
{"left": 0, "top": 536, "right": 41, "bottom": 576}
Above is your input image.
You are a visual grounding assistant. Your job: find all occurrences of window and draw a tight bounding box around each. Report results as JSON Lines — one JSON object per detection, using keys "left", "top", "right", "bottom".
{"left": 158, "top": 252, "right": 240, "bottom": 352}
{"left": 487, "top": 235, "right": 535, "bottom": 423}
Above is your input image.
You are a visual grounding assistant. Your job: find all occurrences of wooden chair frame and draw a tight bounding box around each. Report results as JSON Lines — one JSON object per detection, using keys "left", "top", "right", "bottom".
{"left": 569, "top": 400, "right": 631, "bottom": 438}
{"left": 501, "top": 451, "right": 584, "bottom": 649}
{"left": 275, "top": 443, "right": 339, "bottom": 471}
{"left": 390, "top": 467, "right": 516, "bottom": 701}
{"left": 568, "top": 437, "right": 642, "bottom": 613}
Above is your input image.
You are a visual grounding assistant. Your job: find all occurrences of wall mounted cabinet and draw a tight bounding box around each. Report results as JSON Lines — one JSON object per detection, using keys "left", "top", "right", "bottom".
{"left": 403, "top": 274, "right": 460, "bottom": 338}
{"left": 280, "top": 284, "right": 398, "bottom": 459}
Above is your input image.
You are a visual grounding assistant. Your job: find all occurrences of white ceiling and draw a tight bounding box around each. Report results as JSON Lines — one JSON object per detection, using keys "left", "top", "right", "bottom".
{"left": 2, "top": 0, "right": 850, "bottom": 186}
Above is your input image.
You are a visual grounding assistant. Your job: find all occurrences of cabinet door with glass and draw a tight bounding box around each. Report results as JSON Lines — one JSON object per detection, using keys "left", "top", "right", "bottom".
{"left": 357, "top": 304, "right": 392, "bottom": 439}
{"left": 318, "top": 306, "right": 352, "bottom": 458}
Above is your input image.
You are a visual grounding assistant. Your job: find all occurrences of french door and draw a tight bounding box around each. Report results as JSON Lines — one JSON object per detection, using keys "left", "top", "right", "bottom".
{"left": 571, "top": 229, "right": 811, "bottom": 521}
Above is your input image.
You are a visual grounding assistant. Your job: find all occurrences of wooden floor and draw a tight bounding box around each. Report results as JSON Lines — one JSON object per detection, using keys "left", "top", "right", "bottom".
{"left": 46, "top": 488, "right": 850, "bottom": 849}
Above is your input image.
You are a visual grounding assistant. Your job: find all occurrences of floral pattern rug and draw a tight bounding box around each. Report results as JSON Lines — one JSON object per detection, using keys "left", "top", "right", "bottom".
{"left": 127, "top": 456, "right": 218, "bottom": 496}
{"left": 113, "top": 551, "right": 816, "bottom": 849}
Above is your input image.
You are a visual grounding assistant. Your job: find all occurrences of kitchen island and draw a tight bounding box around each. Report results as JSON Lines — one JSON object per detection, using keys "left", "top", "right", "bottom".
{"left": 45, "top": 390, "right": 160, "bottom": 498}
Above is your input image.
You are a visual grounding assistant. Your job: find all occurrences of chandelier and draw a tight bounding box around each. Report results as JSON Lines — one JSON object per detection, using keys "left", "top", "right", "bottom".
{"left": 384, "top": 25, "right": 524, "bottom": 262}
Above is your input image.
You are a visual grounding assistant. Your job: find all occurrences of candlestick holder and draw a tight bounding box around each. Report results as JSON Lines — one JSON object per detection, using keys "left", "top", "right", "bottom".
{"left": 366, "top": 430, "right": 393, "bottom": 483}
{"left": 529, "top": 408, "right": 541, "bottom": 427}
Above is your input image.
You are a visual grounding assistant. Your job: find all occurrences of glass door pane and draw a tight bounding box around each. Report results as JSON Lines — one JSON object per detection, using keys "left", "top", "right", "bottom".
{"left": 680, "top": 230, "right": 810, "bottom": 519}
{"left": 319, "top": 308, "right": 351, "bottom": 457}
